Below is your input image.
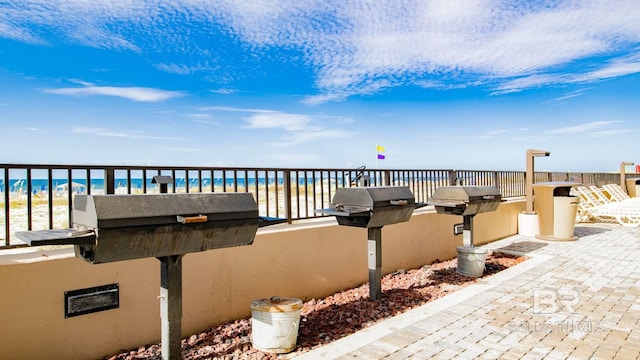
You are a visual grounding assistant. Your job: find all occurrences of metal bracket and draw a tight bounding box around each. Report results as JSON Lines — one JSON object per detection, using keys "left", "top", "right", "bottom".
{"left": 454, "top": 223, "right": 464, "bottom": 235}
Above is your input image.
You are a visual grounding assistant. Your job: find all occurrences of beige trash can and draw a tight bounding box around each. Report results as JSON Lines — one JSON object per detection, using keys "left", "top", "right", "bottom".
{"left": 553, "top": 196, "right": 579, "bottom": 239}
{"left": 626, "top": 178, "right": 640, "bottom": 197}
{"left": 534, "top": 182, "right": 581, "bottom": 241}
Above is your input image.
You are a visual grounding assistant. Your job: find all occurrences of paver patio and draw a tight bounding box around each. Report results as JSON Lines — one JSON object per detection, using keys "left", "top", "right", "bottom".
{"left": 292, "top": 223, "right": 640, "bottom": 360}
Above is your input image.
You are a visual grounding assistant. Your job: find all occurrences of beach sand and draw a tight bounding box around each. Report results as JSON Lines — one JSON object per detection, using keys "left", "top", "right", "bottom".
{"left": 1, "top": 185, "right": 333, "bottom": 245}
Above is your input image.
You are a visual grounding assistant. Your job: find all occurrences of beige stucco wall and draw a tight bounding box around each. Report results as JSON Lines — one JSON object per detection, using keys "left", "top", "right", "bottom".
{"left": 0, "top": 200, "right": 524, "bottom": 360}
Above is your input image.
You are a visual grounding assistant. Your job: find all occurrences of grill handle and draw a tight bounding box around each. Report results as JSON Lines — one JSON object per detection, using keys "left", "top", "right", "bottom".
{"left": 177, "top": 215, "right": 208, "bottom": 224}
{"left": 390, "top": 200, "right": 409, "bottom": 206}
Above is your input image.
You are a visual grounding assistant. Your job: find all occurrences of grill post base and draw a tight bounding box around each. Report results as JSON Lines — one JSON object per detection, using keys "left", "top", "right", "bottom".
{"left": 367, "top": 227, "right": 382, "bottom": 301}
{"left": 159, "top": 255, "right": 183, "bottom": 360}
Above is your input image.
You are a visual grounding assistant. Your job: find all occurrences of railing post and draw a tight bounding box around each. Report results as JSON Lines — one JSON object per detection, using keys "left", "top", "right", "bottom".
{"left": 27, "top": 168, "right": 32, "bottom": 231}
{"left": 105, "top": 167, "right": 115, "bottom": 195}
{"left": 283, "top": 170, "right": 292, "bottom": 224}
{"left": 3, "top": 167, "right": 10, "bottom": 246}
{"left": 384, "top": 171, "right": 391, "bottom": 186}
{"left": 493, "top": 171, "right": 501, "bottom": 192}
{"left": 448, "top": 170, "right": 457, "bottom": 186}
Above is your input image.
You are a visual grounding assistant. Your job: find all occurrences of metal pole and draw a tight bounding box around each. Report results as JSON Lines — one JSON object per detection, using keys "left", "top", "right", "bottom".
{"left": 367, "top": 227, "right": 383, "bottom": 301}
{"left": 284, "top": 170, "right": 292, "bottom": 224}
{"left": 105, "top": 167, "right": 115, "bottom": 195}
{"left": 159, "top": 255, "right": 183, "bottom": 360}
{"left": 621, "top": 162, "right": 634, "bottom": 194}
{"left": 525, "top": 149, "right": 550, "bottom": 214}
{"left": 525, "top": 153, "right": 535, "bottom": 214}
{"left": 462, "top": 215, "right": 474, "bottom": 247}
{"left": 153, "top": 175, "right": 183, "bottom": 360}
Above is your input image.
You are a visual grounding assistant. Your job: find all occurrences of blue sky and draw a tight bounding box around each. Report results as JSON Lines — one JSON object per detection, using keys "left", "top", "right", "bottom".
{"left": 1, "top": 1, "right": 639, "bottom": 172}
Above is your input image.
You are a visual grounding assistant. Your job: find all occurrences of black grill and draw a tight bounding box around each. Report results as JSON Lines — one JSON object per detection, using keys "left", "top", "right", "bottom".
{"left": 316, "top": 186, "right": 425, "bottom": 300}
{"left": 17, "top": 190, "right": 285, "bottom": 360}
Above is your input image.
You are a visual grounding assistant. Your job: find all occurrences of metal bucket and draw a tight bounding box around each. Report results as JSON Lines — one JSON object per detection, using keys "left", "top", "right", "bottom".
{"left": 456, "top": 246, "right": 487, "bottom": 277}
{"left": 251, "top": 296, "right": 303, "bottom": 354}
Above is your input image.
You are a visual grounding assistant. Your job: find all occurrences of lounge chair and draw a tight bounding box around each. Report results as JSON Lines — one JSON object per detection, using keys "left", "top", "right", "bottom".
{"left": 587, "top": 201, "right": 640, "bottom": 227}
{"left": 574, "top": 185, "right": 640, "bottom": 226}
{"left": 589, "top": 186, "right": 613, "bottom": 204}
{"left": 601, "top": 184, "right": 640, "bottom": 202}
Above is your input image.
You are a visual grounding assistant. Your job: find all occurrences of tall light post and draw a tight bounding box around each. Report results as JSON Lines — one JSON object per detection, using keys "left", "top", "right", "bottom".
{"left": 525, "top": 149, "right": 550, "bottom": 214}
{"left": 621, "top": 161, "right": 634, "bottom": 194}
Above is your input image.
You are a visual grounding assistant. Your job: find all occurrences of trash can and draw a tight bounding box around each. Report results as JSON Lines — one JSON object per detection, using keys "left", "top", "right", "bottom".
{"left": 251, "top": 296, "right": 303, "bottom": 354}
{"left": 533, "top": 182, "right": 581, "bottom": 241}
{"left": 626, "top": 178, "right": 640, "bottom": 197}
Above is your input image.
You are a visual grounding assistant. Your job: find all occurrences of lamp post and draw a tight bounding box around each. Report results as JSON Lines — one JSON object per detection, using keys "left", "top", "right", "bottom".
{"left": 525, "top": 149, "right": 550, "bottom": 214}
{"left": 621, "top": 161, "right": 634, "bottom": 194}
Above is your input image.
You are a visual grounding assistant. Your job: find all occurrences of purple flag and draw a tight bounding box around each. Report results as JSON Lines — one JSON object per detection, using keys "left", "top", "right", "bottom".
{"left": 377, "top": 154, "right": 385, "bottom": 160}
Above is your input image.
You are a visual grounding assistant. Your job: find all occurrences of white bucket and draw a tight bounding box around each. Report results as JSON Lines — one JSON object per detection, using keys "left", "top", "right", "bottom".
{"left": 251, "top": 296, "right": 303, "bottom": 354}
{"left": 518, "top": 212, "right": 539, "bottom": 236}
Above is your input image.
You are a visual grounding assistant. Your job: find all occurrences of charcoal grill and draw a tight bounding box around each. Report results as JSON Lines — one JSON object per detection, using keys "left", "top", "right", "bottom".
{"left": 428, "top": 186, "right": 502, "bottom": 277}
{"left": 315, "top": 186, "right": 425, "bottom": 300}
{"left": 16, "top": 191, "right": 286, "bottom": 360}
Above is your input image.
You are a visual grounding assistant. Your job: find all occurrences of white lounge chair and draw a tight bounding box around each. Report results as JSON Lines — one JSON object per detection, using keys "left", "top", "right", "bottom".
{"left": 574, "top": 185, "right": 640, "bottom": 226}
{"left": 601, "top": 184, "right": 640, "bottom": 202}
{"left": 589, "top": 186, "right": 613, "bottom": 204}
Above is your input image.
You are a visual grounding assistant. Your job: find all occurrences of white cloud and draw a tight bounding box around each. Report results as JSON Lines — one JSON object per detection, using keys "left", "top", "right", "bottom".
{"left": 547, "top": 89, "right": 590, "bottom": 103}
{"left": 201, "top": 106, "right": 276, "bottom": 114}
{"left": 0, "top": 21, "right": 46, "bottom": 44}
{"left": 547, "top": 121, "right": 623, "bottom": 135}
{"left": 197, "top": 105, "right": 352, "bottom": 145}
{"left": 210, "top": 88, "right": 239, "bottom": 95}
{"left": 43, "top": 82, "right": 185, "bottom": 102}
{"left": 156, "top": 63, "right": 215, "bottom": 75}
{"left": 488, "top": 129, "right": 509, "bottom": 135}
{"left": 3, "top": 1, "right": 640, "bottom": 102}
{"left": 244, "top": 113, "right": 310, "bottom": 132}
{"left": 73, "top": 127, "right": 181, "bottom": 140}
{"left": 588, "top": 129, "right": 635, "bottom": 138}
{"left": 162, "top": 147, "right": 199, "bottom": 153}
{"left": 273, "top": 128, "right": 351, "bottom": 147}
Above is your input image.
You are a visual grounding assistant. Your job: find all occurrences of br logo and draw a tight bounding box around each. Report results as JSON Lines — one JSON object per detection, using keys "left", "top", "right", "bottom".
{"left": 532, "top": 288, "right": 579, "bottom": 314}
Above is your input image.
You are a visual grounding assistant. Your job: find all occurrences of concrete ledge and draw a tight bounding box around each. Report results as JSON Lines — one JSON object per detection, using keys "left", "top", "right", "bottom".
{"left": 0, "top": 200, "right": 525, "bottom": 360}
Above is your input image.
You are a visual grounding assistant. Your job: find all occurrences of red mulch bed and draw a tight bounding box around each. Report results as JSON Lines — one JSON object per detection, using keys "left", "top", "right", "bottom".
{"left": 107, "top": 252, "right": 526, "bottom": 360}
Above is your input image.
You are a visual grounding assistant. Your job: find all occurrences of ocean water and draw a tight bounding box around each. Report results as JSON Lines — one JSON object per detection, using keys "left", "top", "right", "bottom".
{"left": 1, "top": 177, "right": 326, "bottom": 193}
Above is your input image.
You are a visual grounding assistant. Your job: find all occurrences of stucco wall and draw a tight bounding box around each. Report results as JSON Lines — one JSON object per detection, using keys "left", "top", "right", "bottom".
{"left": 0, "top": 200, "right": 524, "bottom": 360}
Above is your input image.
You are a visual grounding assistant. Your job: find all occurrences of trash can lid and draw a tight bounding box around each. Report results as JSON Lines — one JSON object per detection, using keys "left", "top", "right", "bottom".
{"left": 251, "top": 296, "right": 303, "bottom": 312}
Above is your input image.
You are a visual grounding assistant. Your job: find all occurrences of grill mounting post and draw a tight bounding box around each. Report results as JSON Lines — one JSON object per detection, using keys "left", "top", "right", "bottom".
{"left": 462, "top": 215, "right": 474, "bottom": 247}
{"left": 159, "top": 255, "right": 183, "bottom": 360}
{"left": 156, "top": 176, "right": 182, "bottom": 360}
{"left": 367, "top": 227, "right": 382, "bottom": 301}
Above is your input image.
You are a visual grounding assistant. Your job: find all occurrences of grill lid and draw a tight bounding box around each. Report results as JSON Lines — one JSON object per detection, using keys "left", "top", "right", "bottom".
{"left": 430, "top": 186, "right": 501, "bottom": 204}
{"left": 429, "top": 186, "right": 502, "bottom": 216}
{"left": 73, "top": 193, "right": 258, "bottom": 229}
{"left": 315, "top": 186, "right": 422, "bottom": 228}
{"left": 330, "top": 186, "right": 416, "bottom": 209}
{"left": 15, "top": 192, "right": 284, "bottom": 264}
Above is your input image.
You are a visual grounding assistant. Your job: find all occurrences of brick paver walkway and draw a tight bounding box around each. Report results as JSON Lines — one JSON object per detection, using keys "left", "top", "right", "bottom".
{"left": 292, "top": 223, "right": 640, "bottom": 359}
